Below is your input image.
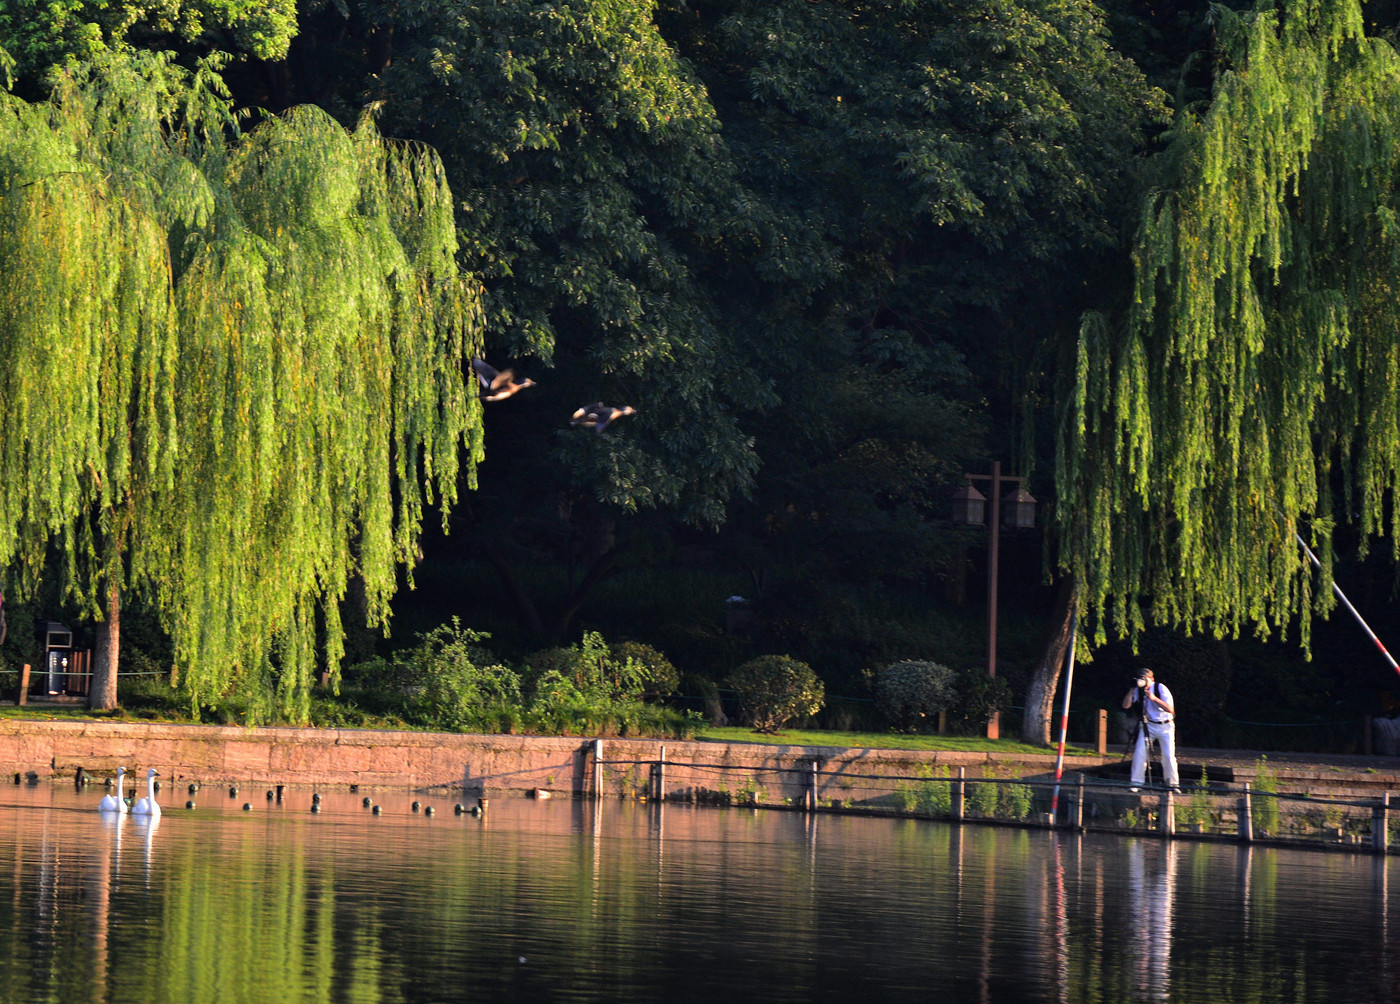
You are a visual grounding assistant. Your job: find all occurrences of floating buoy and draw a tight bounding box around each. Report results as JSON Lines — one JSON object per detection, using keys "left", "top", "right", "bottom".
{"left": 266, "top": 790, "right": 274, "bottom": 800}
{"left": 470, "top": 806, "right": 482, "bottom": 817}
{"left": 75, "top": 768, "right": 90, "bottom": 786}
{"left": 372, "top": 804, "right": 382, "bottom": 815}
{"left": 311, "top": 803, "right": 320, "bottom": 814}
{"left": 312, "top": 792, "right": 322, "bottom": 804}
{"left": 13, "top": 773, "right": 21, "bottom": 785}
{"left": 454, "top": 804, "right": 465, "bottom": 815}
{"left": 349, "top": 784, "right": 359, "bottom": 792}
{"left": 188, "top": 783, "right": 198, "bottom": 794}
{"left": 104, "top": 778, "right": 114, "bottom": 789}
{"left": 362, "top": 796, "right": 372, "bottom": 807}
{"left": 424, "top": 806, "right": 435, "bottom": 816}
{"left": 242, "top": 803, "right": 252, "bottom": 811}
{"left": 153, "top": 780, "right": 161, "bottom": 793}
{"left": 411, "top": 801, "right": 421, "bottom": 812}
{"left": 185, "top": 800, "right": 195, "bottom": 810}
{"left": 229, "top": 786, "right": 238, "bottom": 797}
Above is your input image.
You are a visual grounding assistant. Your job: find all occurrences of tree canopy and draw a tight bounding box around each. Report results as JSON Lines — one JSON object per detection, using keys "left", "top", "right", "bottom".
{"left": 0, "top": 49, "right": 482, "bottom": 717}
{"left": 1057, "top": 0, "right": 1400, "bottom": 653}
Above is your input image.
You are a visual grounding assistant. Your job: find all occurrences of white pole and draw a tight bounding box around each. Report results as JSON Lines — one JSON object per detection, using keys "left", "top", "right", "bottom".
{"left": 1050, "top": 609, "right": 1079, "bottom": 821}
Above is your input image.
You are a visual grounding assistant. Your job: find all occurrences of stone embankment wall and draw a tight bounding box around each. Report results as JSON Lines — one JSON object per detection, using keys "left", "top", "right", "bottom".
{"left": 0, "top": 720, "right": 1098, "bottom": 805}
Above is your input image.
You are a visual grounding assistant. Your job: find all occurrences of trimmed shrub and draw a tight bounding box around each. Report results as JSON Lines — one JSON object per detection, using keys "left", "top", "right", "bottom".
{"left": 875, "top": 660, "right": 957, "bottom": 732}
{"left": 949, "top": 669, "right": 1012, "bottom": 735}
{"left": 400, "top": 619, "right": 523, "bottom": 734}
{"left": 727, "top": 655, "right": 825, "bottom": 734}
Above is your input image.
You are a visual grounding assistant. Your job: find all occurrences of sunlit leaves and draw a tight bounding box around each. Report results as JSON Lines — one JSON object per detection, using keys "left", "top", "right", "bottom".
{"left": 1057, "top": 0, "right": 1400, "bottom": 651}
{"left": 0, "top": 51, "right": 483, "bottom": 719}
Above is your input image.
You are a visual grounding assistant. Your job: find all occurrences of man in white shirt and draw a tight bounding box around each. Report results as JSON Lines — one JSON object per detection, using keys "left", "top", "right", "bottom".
{"left": 1122, "top": 667, "right": 1179, "bottom": 791}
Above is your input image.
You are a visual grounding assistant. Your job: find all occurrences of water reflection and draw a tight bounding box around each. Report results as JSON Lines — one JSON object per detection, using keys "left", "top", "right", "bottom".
{"left": 0, "top": 785, "right": 1396, "bottom": 1002}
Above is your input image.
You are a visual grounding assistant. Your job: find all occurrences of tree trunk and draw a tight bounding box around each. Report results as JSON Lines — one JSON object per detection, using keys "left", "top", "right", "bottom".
{"left": 1020, "top": 577, "right": 1076, "bottom": 746}
{"left": 89, "top": 583, "right": 120, "bottom": 711}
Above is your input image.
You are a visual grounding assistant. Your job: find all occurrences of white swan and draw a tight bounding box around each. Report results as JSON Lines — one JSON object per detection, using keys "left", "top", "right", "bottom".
{"left": 131, "top": 768, "right": 161, "bottom": 819}
{"left": 97, "top": 766, "right": 127, "bottom": 813}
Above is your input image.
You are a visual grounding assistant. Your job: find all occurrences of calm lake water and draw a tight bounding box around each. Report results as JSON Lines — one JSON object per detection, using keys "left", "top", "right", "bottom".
{"left": 0, "top": 781, "right": 1395, "bottom": 1003}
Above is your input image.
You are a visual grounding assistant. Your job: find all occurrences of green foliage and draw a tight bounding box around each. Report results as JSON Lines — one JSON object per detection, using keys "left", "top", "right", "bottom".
{"left": 0, "top": 51, "right": 483, "bottom": 721}
{"left": 1254, "top": 755, "right": 1281, "bottom": 834}
{"left": 396, "top": 620, "right": 522, "bottom": 734}
{"left": 1057, "top": 0, "right": 1400, "bottom": 652}
{"left": 528, "top": 631, "right": 697, "bottom": 737}
{"left": 1188, "top": 766, "right": 1212, "bottom": 828}
{"left": 727, "top": 654, "right": 825, "bottom": 733}
{"left": 609, "top": 640, "right": 680, "bottom": 699}
{"left": 0, "top": 0, "right": 299, "bottom": 86}
{"left": 875, "top": 660, "right": 958, "bottom": 732}
{"left": 895, "top": 764, "right": 953, "bottom": 816}
{"left": 950, "top": 670, "right": 1013, "bottom": 735}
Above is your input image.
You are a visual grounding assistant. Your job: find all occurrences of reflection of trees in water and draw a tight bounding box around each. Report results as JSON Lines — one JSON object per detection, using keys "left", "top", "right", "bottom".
{"left": 0, "top": 797, "right": 1398, "bottom": 1001}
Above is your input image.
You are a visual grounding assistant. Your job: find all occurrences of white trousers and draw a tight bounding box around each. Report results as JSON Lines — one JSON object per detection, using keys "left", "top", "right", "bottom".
{"left": 1131, "top": 719, "right": 1179, "bottom": 787}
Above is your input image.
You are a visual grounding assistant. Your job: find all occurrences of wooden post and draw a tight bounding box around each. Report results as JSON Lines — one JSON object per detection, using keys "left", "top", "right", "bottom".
{"left": 656, "top": 745, "right": 666, "bottom": 802}
{"left": 808, "top": 760, "right": 819, "bottom": 811}
{"left": 596, "top": 739, "right": 605, "bottom": 800}
{"left": 953, "top": 767, "right": 965, "bottom": 822}
{"left": 1096, "top": 709, "right": 1108, "bottom": 756}
{"left": 1161, "top": 790, "right": 1175, "bottom": 836}
{"left": 1239, "top": 783, "right": 1253, "bottom": 844}
{"left": 16, "top": 664, "right": 29, "bottom": 706}
{"left": 1075, "top": 773, "right": 1085, "bottom": 831}
{"left": 1373, "top": 792, "right": 1390, "bottom": 854}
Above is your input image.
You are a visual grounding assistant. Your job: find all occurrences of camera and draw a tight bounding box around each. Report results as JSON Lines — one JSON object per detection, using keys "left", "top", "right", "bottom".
{"left": 1135, "top": 676, "right": 1148, "bottom": 688}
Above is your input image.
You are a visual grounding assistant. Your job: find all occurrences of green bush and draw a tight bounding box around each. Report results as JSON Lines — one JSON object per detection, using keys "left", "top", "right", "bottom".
{"left": 949, "top": 669, "right": 1012, "bottom": 735}
{"left": 528, "top": 631, "right": 698, "bottom": 738}
{"left": 727, "top": 655, "right": 825, "bottom": 734}
{"left": 896, "top": 764, "right": 952, "bottom": 816}
{"left": 1253, "top": 755, "right": 1280, "bottom": 834}
{"left": 399, "top": 619, "right": 523, "bottom": 734}
{"left": 875, "top": 660, "right": 957, "bottom": 732}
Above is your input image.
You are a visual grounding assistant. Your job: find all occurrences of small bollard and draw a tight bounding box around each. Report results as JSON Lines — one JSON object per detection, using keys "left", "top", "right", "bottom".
{"left": 953, "top": 767, "right": 965, "bottom": 822}
{"left": 276, "top": 785, "right": 285, "bottom": 802}
{"left": 1096, "top": 709, "right": 1108, "bottom": 756}
{"left": 17, "top": 664, "right": 30, "bottom": 707}
{"left": 1239, "top": 783, "right": 1253, "bottom": 844}
{"left": 1161, "top": 790, "right": 1175, "bottom": 836}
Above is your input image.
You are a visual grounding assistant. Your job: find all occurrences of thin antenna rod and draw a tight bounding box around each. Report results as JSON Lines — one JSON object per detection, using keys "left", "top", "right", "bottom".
{"left": 1296, "top": 533, "right": 1400, "bottom": 675}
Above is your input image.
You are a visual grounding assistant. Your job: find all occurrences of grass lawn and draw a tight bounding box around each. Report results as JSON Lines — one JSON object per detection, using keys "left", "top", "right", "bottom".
{"left": 695, "top": 726, "right": 1087, "bottom": 757}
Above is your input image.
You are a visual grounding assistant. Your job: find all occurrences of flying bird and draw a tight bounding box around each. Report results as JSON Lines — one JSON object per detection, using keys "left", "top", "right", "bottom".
{"left": 471, "top": 358, "right": 536, "bottom": 402}
{"left": 570, "top": 402, "right": 637, "bottom": 434}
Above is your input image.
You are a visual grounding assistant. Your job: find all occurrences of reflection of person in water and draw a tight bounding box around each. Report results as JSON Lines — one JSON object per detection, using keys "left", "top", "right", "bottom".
{"left": 1127, "top": 841, "right": 1177, "bottom": 1001}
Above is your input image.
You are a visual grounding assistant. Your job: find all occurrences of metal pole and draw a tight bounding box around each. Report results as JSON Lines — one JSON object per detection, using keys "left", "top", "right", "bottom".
{"left": 953, "top": 767, "right": 965, "bottom": 822}
{"left": 809, "top": 760, "right": 819, "bottom": 811}
{"left": 1050, "top": 610, "right": 1079, "bottom": 821}
{"left": 1374, "top": 792, "right": 1390, "bottom": 854}
{"left": 593, "top": 739, "right": 603, "bottom": 800}
{"left": 656, "top": 745, "right": 666, "bottom": 802}
{"left": 1074, "top": 773, "right": 1085, "bottom": 831}
{"left": 1297, "top": 533, "right": 1400, "bottom": 676}
{"left": 1240, "top": 783, "right": 1253, "bottom": 844}
{"left": 986, "top": 461, "right": 1001, "bottom": 739}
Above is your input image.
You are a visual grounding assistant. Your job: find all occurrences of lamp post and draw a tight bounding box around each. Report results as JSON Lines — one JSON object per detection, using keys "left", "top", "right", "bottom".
{"left": 952, "top": 461, "right": 1036, "bottom": 739}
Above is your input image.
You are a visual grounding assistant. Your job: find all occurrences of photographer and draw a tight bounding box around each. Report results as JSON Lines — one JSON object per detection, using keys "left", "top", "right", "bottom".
{"left": 1121, "top": 667, "right": 1179, "bottom": 791}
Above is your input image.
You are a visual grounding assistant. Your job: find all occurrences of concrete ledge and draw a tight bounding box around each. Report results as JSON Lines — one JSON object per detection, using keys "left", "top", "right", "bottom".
{"left": 0, "top": 720, "right": 1111, "bottom": 802}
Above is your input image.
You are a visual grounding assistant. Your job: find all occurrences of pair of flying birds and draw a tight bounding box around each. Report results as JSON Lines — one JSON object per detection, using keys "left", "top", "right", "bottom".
{"left": 470, "top": 358, "right": 636, "bottom": 433}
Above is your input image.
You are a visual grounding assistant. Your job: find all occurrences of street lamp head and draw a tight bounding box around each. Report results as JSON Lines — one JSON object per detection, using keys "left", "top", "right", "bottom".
{"left": 951, "top": 483, "right": 986, "bottom": 525}
{"left": 1001, "top": 487, "right": 1037, "bottom": 529}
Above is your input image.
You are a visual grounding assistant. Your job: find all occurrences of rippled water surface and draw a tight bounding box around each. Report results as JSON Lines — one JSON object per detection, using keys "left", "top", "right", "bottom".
{"left": 0, "top": 781, "right": 1396, "bottom": 1002}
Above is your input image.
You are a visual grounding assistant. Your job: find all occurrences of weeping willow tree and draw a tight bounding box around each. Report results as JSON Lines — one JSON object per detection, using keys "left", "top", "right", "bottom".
{"left": 1054, "top": 0, "right": 1400, "bottom": 660}
{"left": 0, "top": 50, "right": 483, "bottom": 718}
